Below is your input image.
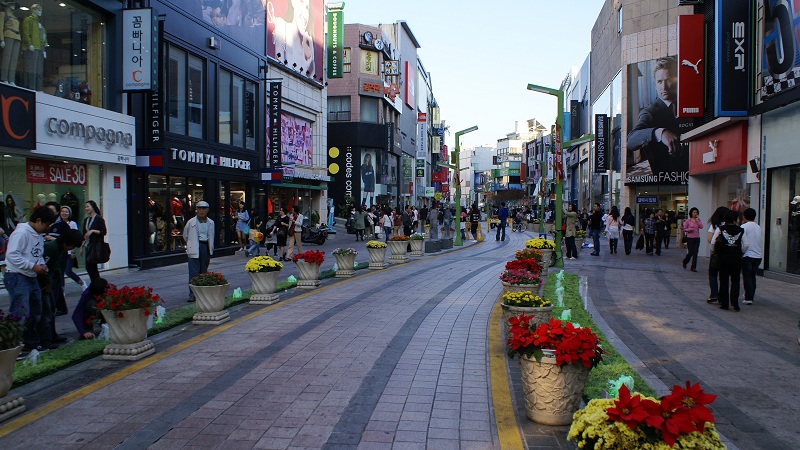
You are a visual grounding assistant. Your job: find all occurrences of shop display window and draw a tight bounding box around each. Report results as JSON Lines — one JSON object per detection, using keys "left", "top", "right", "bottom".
{"left": 146, "top": 174, "right": 204, "bottom": 253}
{"left": 768, "top": 167, "right": 800, "bottom": 275}
{"left": 1, "top": 2, "right": 106, "bottom": 108}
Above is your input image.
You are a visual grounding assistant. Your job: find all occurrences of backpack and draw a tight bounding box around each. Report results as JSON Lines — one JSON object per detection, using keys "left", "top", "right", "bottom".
{"left": 713, "top": 226, "right": 743, "bottom": 259}
{"left": 437, "top": 210, "right": 444, "bottom": 222}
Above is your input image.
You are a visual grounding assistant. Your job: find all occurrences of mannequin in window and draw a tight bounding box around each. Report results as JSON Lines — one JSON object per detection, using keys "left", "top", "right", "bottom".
{"left": 4, "top": 194, "right": 20, "bottom": 231}
{"left": 171, "top": 196, "right": 185, "bottom": 229}
{"left": 60, "top": 190, "right": 79, "bottom": 221}
{"left": 21, "top": 3, "right": 46, "bottom": 91}
{"left": 35, "top": 192, "right": 46, "bottom": 210}
{"left": 0, "top": 1, "right": 21, "bottom": 85}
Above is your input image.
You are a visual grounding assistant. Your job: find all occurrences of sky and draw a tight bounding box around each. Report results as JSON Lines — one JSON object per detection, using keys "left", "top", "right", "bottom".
{"left": 340, "top": 0, "right": 605, "bottom": 151}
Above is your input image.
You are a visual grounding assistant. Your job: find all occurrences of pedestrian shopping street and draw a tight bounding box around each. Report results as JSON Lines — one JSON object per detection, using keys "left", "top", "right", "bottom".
{"left": 1, "top": 230, "right": 799, "bottom": 449}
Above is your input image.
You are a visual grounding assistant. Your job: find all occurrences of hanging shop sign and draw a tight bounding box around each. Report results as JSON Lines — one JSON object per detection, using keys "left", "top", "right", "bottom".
{"left": 326, "top": 8, "right": 343, "bottom": 79}
{"left": 678, "top": 14, "right": 704, "bottom": 117}
{"left": 760, "top": 0, "right": 800, "bottom": 98}
{"left": 268, "top": 82, "right": 282, "bottom": 168}
{"left": 26, "top": 158, "right": 88, "bottom": 186}
{"left": 715, "top": 0, "right": 749, "bottom": 116}
{"left": 594, "top": 114, "right": 608, "bottom": 173}
{"left": 170, "top": 147, "right": 252, "bottom": 171}
{"left": 122, "top": 8, "right": 159, "bottom": 91}
{"left": 0, "top": 83, "right": 36, "bottom": 149}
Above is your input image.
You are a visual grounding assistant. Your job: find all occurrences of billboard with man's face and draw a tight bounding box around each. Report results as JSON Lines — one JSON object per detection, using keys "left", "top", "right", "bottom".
{"left": 626, "top": 56, "right": 695, "bottom": 186}
{"left": 267, "top": 0, "right": 325, "bottom": 80}
{"left": 189, "top": 1, "right": 266, "bottom": 55}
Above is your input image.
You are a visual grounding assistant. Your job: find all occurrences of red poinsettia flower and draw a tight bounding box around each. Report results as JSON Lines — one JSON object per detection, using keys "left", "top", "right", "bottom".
{"left": 662, "top": 381, "right": 717, "bottom": 431}
{"left": 606, "top": 385, "right": 651, "bottom": 430}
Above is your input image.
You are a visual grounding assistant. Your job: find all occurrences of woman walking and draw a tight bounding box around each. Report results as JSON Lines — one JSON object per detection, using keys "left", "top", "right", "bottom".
{"left": 234, "top": 201, "right": 249, "bottom": 252}
{"left": 620, "top": 207, "right": 636, "bottom": 255}
{"left": 353, "top": 206, "right": 366, "bottom": 241}
{"left": 706, "top": 206, "right": 730, "bottom": 304}
{"left": 643, "top": 209, "right": 656, "bottom": 255}
{"left": 564, "top": 204, "right": 579, "bottom": 260}
{"left": 82, "top": 200, "right": 107, "bottom": 281}
{"left": 381, "top": 208, "right": 392, "bottom": 242}
{"left": 276, "top": 208, "right": 290, "bottom": 261}
{"left": 61, "top": 206, "right": 86, "bottom": 289}
{"left": 392, "top": 207, "right": 402, "bottom": 237}
{"left": 606, "top": 206, "right": 622, "bottom": 254}
{"left": 681, "top": 207, "right": 703, "bottom": 272}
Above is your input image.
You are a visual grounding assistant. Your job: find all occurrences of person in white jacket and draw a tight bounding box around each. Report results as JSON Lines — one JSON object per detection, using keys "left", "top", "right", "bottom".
{"left": 4, "top": 206, "right": 56, "bottom": 351}
{"left": 184, "top": 201, "right": 215, "bottom": 302}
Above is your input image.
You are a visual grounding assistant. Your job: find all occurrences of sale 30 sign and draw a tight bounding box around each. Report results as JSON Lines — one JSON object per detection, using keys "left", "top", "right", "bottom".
{"left": 26, "top": 158, "right": 88, "bottom": 186}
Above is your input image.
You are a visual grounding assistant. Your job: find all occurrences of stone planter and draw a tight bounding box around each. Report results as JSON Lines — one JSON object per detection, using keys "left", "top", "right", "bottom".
{"left": 101, "top": 308, "right": 156, "bottom": 360}
{"left": 190, "top": 284, "right": 231, "bottom": 325}
{"left": 388, "top": 240, "right": 409, "bottom": 263}
{"left": 574, "top": 238, "right": 585, "bottom": 250}
{"left": 424, "top": 240, "right": 441, "bottom": 253}
{"left": 334, "top": 253, "right": 357, "bottom": 278}
{"left": 536, "top": 248, "right": 553, "bottom": 267}
{"left": 248, "top": 271, "right": 281, "bottom": 305}
{"left": 296, "top": 261, "right": 321, "bottom": 289}
{"left": 518, "top": 353, "right": 590, "bottom": 426}
{"left": 500, "top": 304, "right": 554, "bottom": 337}
{"left": 0, "top": 345, "right": 25, "bottom": 422}
{"left": 501, "top": 281, "right": 541, "bottom": 295}
{"left": 367, "top": 247, "right": 387, "bottom": 269}
{"left": 409, "top": 239, "right": 424, "bottom": 256}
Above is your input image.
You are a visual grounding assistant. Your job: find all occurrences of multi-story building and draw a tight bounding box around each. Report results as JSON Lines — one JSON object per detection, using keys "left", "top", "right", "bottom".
{"left": 492, "top": 120, "right": 538, "bottom": 204}
{"left": 460, "top": 145, "right": 495, "bottom": 208}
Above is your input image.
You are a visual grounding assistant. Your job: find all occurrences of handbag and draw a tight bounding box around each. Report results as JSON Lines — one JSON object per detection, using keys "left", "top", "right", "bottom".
{"left": 635, "top": 234, "right": 645, "bottom": 250}
{"left": 87, "top": 241, "right": 111, "bottom": 264}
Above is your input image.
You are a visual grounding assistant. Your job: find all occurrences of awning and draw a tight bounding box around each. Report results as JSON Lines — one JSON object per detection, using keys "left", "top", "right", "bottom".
{"left": 272, "top": 182, "right": 326, "bottom": 190}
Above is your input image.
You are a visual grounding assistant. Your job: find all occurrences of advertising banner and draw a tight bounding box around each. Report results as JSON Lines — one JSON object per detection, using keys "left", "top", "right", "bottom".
{"left": 405, "top": 61, "right": 416, "bottom": 107}
{"left": 122, "top": 9, "right": 158, "bottom": 92}
{"left": 279, "top": 113, "right": 313, "bottom": 166}
{"left": 26, "top": 158, "right": 88, "bottom": 186}
{"left": 268, "top": 82, "right": 282, "bottom": 168}
{"left": 626, "top": 56, "right": 692, "bottom": 185}
{"left": 594, "top": 114, "right": 608, "bottom": 173}
{"left": 761, "top": 0, "right": 800, "bottom": 98}
{"left": 715, "top": 0, "right": 750, "bottom": 116}
{"left": 570, "top": 100, "right": 581, "bottom": 140}
{"left": 267, "top": 0, "right": 324, "bottom": 79}
{"left": 326, "top": 9, "right": 343, "bottom": 78}
{"left": 678, "top": 14, "right": 704, "bottom": 117}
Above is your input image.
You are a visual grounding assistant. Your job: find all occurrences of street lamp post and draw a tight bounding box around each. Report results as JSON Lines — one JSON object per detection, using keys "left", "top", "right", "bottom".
{"left": 527, "top": 84, "right": 564, "bottom": 267}
{"left": 453, "top": 125, "right": 478, "bottom": 246}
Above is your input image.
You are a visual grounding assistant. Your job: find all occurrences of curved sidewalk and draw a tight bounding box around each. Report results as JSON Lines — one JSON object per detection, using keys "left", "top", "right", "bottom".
{"left": 0, "top": 231, "right": 548, "bottom": 449}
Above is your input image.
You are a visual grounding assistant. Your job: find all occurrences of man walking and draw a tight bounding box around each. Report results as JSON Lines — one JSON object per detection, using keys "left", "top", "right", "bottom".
{"left": 588, "top": 203, "right": 603, "bottom": 256}
{"left": 654, "top": 208, "right": 668, "bottom": 255}
{"left": 185, "top": 201, "right": 215, "bottom": 302}
{"left": 741, "top": 208, "right": 763, "bottom": 305}
{"left": 496, "top": 202, "right": 509, "bottom": 241}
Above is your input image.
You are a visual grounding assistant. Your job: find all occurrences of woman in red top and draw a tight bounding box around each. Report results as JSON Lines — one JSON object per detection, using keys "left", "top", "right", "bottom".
{"left": 681, "top": 207, "right": 704, "bottom": 272}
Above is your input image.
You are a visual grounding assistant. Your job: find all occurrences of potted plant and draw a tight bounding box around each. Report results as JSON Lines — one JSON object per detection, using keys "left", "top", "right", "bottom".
{"left": 246, "top": 256, "right": 283, "bottom": 305}
{"left": 499, "top": 268, "right": 541, "bottom": 294}
{"left": 387, "top": 235, "right": 410, "bottom": 263}
{"left": 190, "top": 272, "right": 230, "bottom": 325}
{"left": 515, "top": 248, "right": 544, "bottom": 263}
{"left": 96, "top": 285, "right": 163, "bottom": 360}
{"left": 507, "top": 315, "right": 605, "bottom": 425}
{"left": 365, "top": 240, "right": 387, "bottom": 269}
{"left": 575, "top": 230, "right": 587, "bottom": 249}
{"left": 293, "top": 250, "right": 325, "bottom": 288}
{"left": 0, "top": 310, "right": 26, "bottom": 419}
{"left": 508, "top": 254, "right": 547, "bottom": 286}
{"left": 568, "top": 382, "right": 724, "bottom": 449}
{"left": 332, "top": 247, "right": 358, "bottom": 277}
{"left": 499, "top": 291, "right": 553, "bottom": 336}
{"left": 409, "top": 233, "right": 425, "bottom": 256}
{"left": 525, "top": 237, "right": 557, "bottom": 267}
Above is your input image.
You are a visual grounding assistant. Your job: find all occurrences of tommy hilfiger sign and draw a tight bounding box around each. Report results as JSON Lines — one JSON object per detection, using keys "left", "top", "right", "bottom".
{"left": 170, "top": 148, "right": 252, "bottom": 170}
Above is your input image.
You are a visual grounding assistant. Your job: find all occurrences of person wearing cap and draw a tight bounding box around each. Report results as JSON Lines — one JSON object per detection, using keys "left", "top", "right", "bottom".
{"left": 185, "top": 200, "right": 215, "bottom": 302}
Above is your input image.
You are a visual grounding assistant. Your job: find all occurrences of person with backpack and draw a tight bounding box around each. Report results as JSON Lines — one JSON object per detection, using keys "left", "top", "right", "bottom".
{"left": 705, "top": 206, "right": 730, "bottom": 304}
{"left": 710, "top": 209, "right": 744, "bottom": 311}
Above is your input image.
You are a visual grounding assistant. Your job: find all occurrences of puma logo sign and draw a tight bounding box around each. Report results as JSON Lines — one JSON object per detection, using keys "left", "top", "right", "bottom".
{"left": 682, "top": 59, "right": 702, "bottom": 75}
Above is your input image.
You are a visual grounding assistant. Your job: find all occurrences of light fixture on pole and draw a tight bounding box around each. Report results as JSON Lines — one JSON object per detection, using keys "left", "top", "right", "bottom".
{"left": 453, "top": 125, "right": 478, "bottom": 247}
{"left": 527, "top": 83, "right": 564, "bottom": 267}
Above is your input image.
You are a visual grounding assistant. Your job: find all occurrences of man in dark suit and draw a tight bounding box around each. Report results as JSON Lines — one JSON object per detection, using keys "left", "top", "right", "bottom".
{"left": 627, "top": 58, "right": 684, "bottom": 176}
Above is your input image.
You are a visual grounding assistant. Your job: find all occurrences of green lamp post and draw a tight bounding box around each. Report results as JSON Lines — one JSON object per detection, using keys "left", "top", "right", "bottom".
{"left": 453, "top": 125, "right": 478, "bottom": 246}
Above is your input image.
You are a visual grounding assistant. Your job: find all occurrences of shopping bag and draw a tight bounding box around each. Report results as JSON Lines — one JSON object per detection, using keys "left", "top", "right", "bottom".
{"left": 635, "top": 234, "right": 644, "bottom": 250}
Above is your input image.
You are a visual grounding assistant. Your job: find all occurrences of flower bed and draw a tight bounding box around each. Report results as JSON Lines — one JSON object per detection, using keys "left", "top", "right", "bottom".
{"left": 190, "top": 272, "right": 228, "bottom": 286}
{"left": 332, "top": 247, "right": 358, "bottom": 256}
{"left": 245, "top": 255, "right": 283, "bottom": 272}
{"left": 507, "top": 315, "right": 605, "bottom": 368}
{"left": 499, "top": 269, "right": 540, "bottom": 285}
{"left": 505, "top": 258, "right": 541, "bottom": 275}
{"left": 96, "top": 285, "right": 163, "bottom": 318}
{"left": 409, "top": 233, "right": 424, "bottom": 240}
{"left": 525, "top": 237, "right": 556, "bottom": 250}
{"left": 389, "top": 235, "right": 410, "bottom": 241}
{"left": 366, "top": 240, "right": 387, "bottom": 249}
{"left": 501, "top": 291, "right": 551, "bottom": 308}
{"left": 515, "top": 248, "right": 543, "bottom": 262}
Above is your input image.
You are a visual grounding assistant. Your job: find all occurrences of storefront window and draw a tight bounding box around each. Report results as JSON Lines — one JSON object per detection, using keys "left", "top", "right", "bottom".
{"left": 167, "top": 46, "right": 204, "bottom": 138}
{"left": 1, "top": 154, "right": 101, "bottom": 264}
{"left": 218, "top": 69, "right": 256, "bottom": 150}
{"left": 219, "top": 70, "right": 231, "bottom": 145}
{"left": 146, "top": 174, "right": 205, "bottom": 253}
{"left": 5, "top": 2, "right": 106, "bottom": 107}
{"left": 768, "top": 166, "right": 800, "bottom": 275}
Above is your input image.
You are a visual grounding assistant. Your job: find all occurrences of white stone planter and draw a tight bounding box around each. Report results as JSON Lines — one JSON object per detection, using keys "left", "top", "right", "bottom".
{"left": 296, "top": 261, "right": 321, "bottom": 289}
{"left": 367, "top": 247, "right": 387, "bottom": 269}
{"left": 518, "top": 354, "right": 590, "bottom": 425}
{"left": 0, "top": 345, "right": 25, "bottom": 422}
{"left": 537, "top": 249, "right": 554, "bottom": 267}
{"left": 249, "top": 271, "right": 281, "bottom": 305}
{"left": 387, "top": 240, "right": 409, "bottom": 263}
{"left": 501, "top": 281, "right": 541, "bottom": 295}
{"left": 409, "top": 239, "right": 424, "bottom": 256}
{"left": 190, "top": 284, "right": 231, "bottom": 325}
{"left": 101, "top": 308, "right": 156, "bottom": 360}
{"left": 334, "top": 253, "right": 357, "bottom": 277}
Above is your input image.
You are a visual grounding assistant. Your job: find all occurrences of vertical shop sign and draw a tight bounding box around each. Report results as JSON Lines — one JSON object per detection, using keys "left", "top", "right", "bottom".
{"left": 594, "top": 114, "right": 608, "bottom": 173}
{"left": 269, "top": 82, "right": 282, "bottom": 168}
{"left": 715, "top": 0, "right": 749, "bottom": 116}
{"left": 327, "top": 8, "right": 343, "bottom": 78}
{"left": 122, "top": 8, "right": 158, "bottom": 91}
{"left": 761, "top": 0, "right": 800, "bottom": 98}
{"left": 570, "top": 100, "right": 580, "bottom": 139}
{"left": 678, "top": 14, "right": 705, "bottom": 117}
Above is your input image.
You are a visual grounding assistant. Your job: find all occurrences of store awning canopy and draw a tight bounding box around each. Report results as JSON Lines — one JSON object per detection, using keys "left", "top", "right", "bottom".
{"left": 272, "top": 182, "right": 326, "bottom": 190}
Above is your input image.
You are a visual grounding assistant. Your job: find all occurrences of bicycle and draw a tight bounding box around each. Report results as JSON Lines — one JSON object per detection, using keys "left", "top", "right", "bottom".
{"left": 513, "top": 221, "right": 526, "bottom": 233}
